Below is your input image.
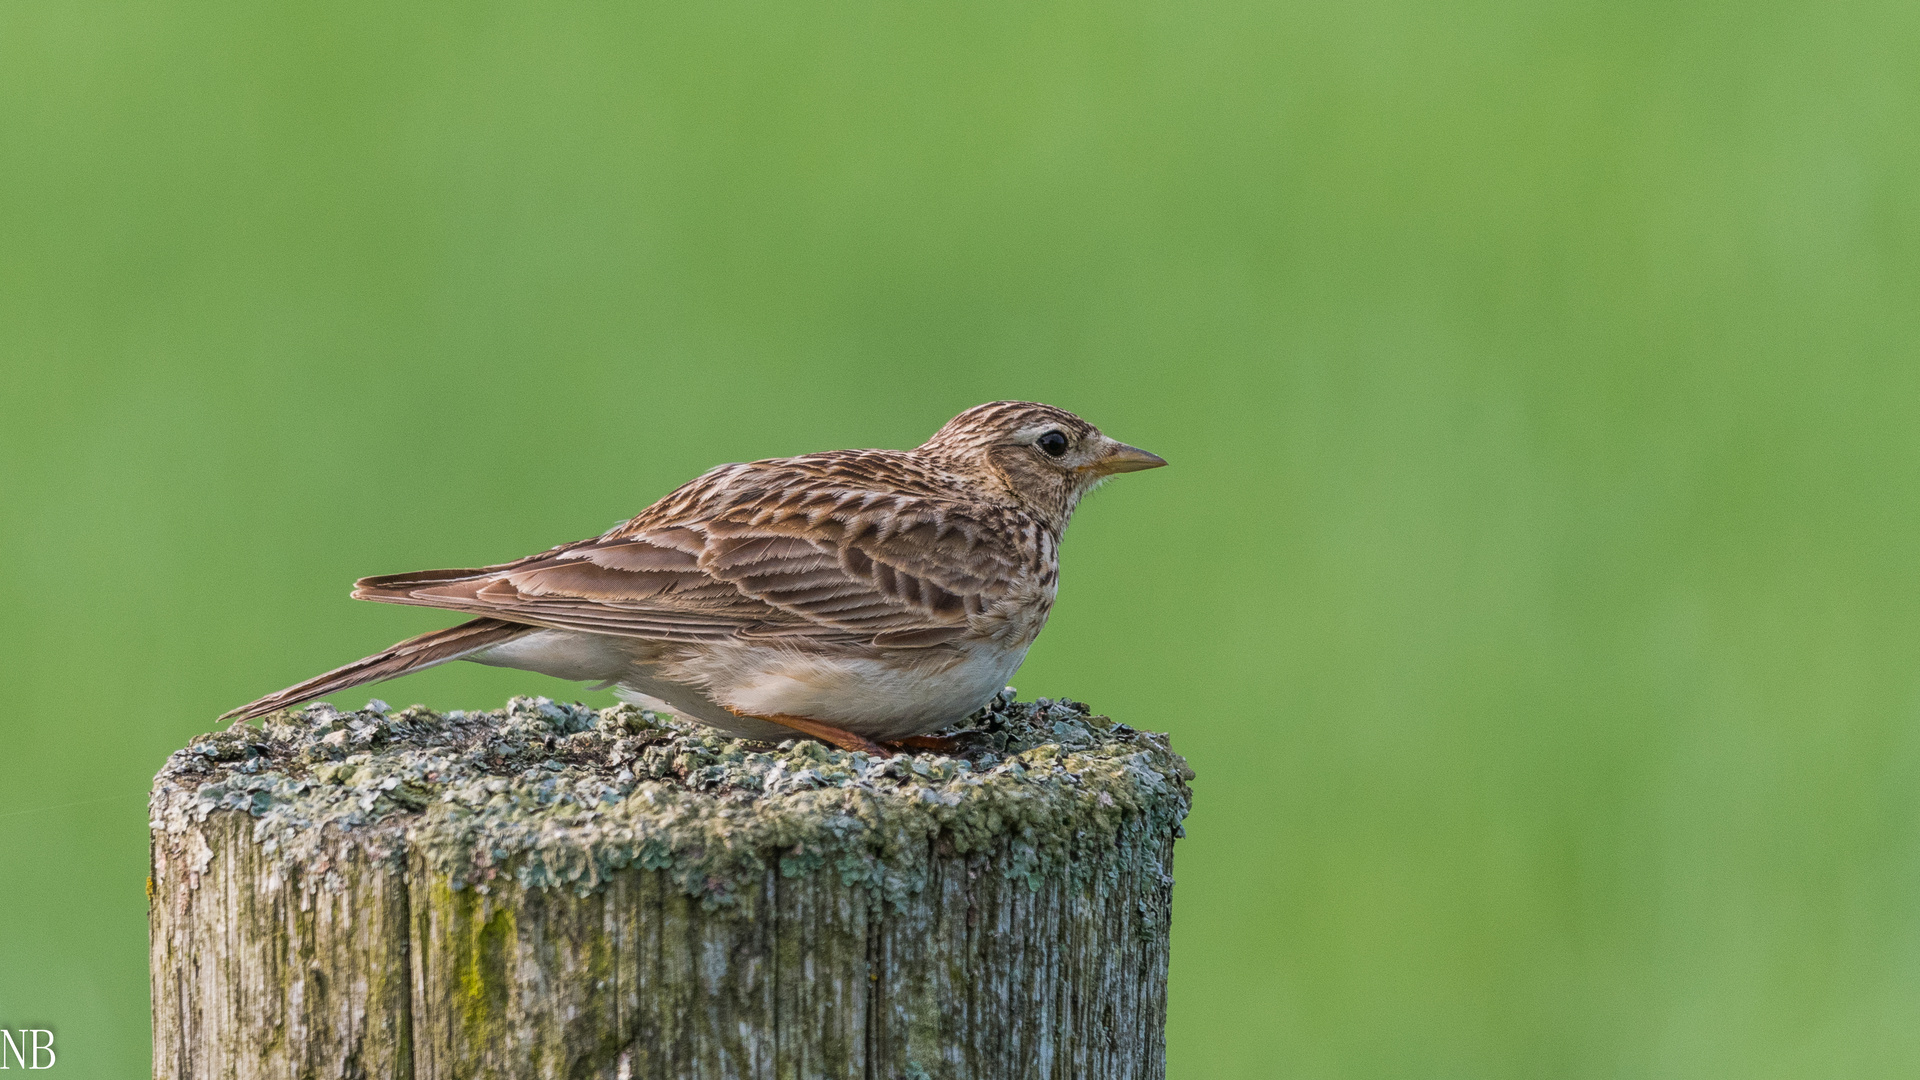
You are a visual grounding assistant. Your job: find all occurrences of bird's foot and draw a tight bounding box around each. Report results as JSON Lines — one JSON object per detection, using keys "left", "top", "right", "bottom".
{"left": 731, "top": 711, "right": 967, "bottom": 758}
{"left": 886, "top": 734, "right": 965, "bottom": 755}
{"left": 746, "top": 712, "right": 894, "bottom": 757}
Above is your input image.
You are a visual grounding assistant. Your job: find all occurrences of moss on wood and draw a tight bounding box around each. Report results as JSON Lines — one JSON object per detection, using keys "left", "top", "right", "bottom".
{"left": 150, "top": 691, "right": 1191, "bottom": 911}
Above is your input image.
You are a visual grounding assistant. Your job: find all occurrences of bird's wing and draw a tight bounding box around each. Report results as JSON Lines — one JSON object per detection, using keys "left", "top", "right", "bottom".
{"left": 351, "top": 454, "right": 1039, "bottom": 647}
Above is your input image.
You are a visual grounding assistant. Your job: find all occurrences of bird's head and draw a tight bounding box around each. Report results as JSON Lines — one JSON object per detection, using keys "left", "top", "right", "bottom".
{"left": 919, "top": 401, "right": 1167, "bottom": 528}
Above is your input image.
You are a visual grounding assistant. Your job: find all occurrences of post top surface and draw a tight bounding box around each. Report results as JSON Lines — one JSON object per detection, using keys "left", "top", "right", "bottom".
{"left": 151, "top": 692, "right": 1191, "bottom": 909}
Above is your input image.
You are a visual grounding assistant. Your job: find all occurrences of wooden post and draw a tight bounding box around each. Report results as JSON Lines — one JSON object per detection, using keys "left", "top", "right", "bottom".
{"left": 149, "top": 694, "right": 1192, "bottom": 1079}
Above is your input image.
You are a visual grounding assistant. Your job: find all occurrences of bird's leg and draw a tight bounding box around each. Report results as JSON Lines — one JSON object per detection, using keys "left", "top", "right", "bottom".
{"left": 736, "top": 710, "right": 894, "bottom": 757}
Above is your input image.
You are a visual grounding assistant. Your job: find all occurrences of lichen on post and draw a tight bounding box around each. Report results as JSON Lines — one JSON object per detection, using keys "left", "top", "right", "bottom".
{"left": 149, "top": 690, "right": 1192, "bottom": 1079}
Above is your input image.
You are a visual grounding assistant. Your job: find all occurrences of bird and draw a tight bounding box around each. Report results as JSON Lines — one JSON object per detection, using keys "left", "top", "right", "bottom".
{"left": 220, "top": 401, "right": 1166, "bottom": 755}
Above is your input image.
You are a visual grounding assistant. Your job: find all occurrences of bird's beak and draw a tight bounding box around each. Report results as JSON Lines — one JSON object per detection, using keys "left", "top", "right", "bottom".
{"left": 1086, "top": 441, "right": 1168, "bottom": 476}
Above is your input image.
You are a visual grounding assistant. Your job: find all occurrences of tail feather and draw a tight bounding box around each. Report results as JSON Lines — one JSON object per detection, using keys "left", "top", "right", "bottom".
{"left": 353, "top": 566, "right": 496, "bottom": 594}
{"left": 219, "top": 618, "right": 530, "bottom": 723}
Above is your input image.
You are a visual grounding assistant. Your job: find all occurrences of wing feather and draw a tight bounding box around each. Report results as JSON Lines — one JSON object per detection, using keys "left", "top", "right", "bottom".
{"left": 350, "top": 453, "right": 1039, "bottom": 648}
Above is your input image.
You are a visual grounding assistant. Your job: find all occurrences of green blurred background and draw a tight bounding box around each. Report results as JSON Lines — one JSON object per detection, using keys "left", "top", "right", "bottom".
{"left": 4, "top": 0, "right": 1919, "bottom": 1075}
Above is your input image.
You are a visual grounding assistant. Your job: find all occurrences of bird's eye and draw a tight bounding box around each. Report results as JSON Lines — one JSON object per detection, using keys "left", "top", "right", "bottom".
{"left": 1035, "top": 430, "right": 1069, "bottom": 458}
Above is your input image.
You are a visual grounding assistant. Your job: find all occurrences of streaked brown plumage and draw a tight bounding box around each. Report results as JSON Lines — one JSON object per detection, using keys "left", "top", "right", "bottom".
{"left": 222, "top": 401, "right": 1166, "bottom": 753}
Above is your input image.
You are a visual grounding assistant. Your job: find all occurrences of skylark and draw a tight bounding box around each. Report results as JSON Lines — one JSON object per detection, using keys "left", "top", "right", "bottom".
{"left": 222, "top": 401, "right": 1166, "bottom": 754}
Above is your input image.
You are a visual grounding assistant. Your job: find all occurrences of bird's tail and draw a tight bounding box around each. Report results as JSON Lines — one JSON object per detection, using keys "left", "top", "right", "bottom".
{"left": 218, "top": 617, "right": 530, "bottom": 724}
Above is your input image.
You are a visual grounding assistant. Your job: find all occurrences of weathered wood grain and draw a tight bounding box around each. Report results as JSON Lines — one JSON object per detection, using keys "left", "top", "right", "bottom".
{"left": 150, "top": 696, "right": 1189, "bottom": 1079}
{"left": 150, "top": 812, "right": 414, "bottom": 1079}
